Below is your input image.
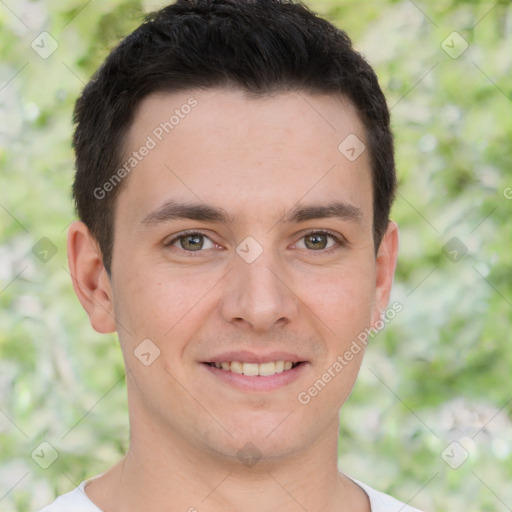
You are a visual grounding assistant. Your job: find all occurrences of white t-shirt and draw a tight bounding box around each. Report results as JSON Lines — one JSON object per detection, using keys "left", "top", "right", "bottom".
{"left": 38, "top": 477, "right": 423, "bottom": 512}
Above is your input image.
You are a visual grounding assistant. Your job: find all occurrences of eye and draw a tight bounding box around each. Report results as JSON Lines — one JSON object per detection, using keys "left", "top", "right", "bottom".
{"left": 164, "top": 231, "right": 218, "bottom": 252}
{"left": 295, "top": 231, "right": 343, "bottom": 252}
{"left": 163, "top": 229, "right": 344, "bottom": 255}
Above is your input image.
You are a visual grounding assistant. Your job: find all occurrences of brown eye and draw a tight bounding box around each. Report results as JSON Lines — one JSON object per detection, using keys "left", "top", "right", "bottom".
{"left": 165, "top": 232, "right": 217, "bottom": 252}
{"left": 178, "top": 234, "right": 205, "bottom": 251}
{"left": 295, "top": 231, "right": 343, "bottom": 253}
{"left": 303, "top": 233, "right": 330, "bottom": 250}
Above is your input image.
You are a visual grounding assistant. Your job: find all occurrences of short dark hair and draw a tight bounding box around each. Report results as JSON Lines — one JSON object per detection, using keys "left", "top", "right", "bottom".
{"left": 72, "top": 0, "right": 395, "bottom": 275}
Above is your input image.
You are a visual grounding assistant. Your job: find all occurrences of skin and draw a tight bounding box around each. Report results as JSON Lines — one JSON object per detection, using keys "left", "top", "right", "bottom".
{"left": 68, "top": 88, "right": 399, "bottom": 512}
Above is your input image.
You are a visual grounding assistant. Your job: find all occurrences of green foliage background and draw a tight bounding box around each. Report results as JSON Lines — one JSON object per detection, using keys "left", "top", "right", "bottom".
{"left": 1, "top": 1, "right": 511, "bottom": 510}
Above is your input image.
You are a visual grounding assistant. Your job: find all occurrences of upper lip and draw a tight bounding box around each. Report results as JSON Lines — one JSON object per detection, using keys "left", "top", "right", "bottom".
{"left": 203, "top": 351, "right": 306, "bottom": 364}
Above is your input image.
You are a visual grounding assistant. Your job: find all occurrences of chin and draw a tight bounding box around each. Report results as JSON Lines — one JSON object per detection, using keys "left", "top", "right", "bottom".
{"left": 207, "top": 438, "right": 304, "bottom": 470}
{"left": 202, "top": 419, "right": 307, "bottom": 465}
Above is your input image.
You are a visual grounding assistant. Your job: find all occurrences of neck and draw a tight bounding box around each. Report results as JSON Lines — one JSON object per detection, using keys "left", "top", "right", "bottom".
{"left": 85, "top": 399, "right": 370, "bottom": 511}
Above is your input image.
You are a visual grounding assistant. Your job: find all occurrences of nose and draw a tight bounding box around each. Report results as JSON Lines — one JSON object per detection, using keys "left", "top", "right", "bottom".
{"left": 220, "top": 248, "right": 299, "bottom": 332}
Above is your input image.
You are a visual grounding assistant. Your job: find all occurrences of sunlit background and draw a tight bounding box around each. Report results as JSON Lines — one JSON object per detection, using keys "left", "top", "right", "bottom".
{"left": 1, "top": 1, "right": 511, "bottom": 510}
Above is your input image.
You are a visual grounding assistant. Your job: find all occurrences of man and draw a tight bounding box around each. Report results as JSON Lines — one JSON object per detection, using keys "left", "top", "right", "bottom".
{"left": 40, "top": 0, "right": 423, "bottom": 510}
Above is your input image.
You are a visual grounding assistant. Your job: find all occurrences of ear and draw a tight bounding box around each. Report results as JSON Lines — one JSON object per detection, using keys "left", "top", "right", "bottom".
{"left": 67, "top": 220, "right": 116, "bottom": 334}
{"left": 371, "top": 220, "right": 399, "bottom": 327}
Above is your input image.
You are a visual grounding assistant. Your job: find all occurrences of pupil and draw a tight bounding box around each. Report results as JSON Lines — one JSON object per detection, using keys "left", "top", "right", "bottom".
{"left": 306, "top": 234, "right": 326, "bottom": 250}
{"left": 183, "top": 235, "right": 203, "bottom": 250}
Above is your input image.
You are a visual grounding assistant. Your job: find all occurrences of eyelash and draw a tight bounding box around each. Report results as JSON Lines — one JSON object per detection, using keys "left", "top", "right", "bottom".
{"left": 163, "top": 229, "right": 345, "bottom": 256}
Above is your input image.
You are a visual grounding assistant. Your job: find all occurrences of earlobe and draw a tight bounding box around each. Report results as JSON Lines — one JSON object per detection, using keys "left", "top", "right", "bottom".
{"left": 371, "top": 220, "right": 399, "bottom": 326}
{"left": 67, "top": 220, "right": 116, "bottom": 334}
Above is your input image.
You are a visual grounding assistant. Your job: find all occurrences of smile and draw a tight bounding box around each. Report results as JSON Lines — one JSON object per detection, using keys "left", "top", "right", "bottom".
{"left": 202, "top": 360, "right": 308, "bottom": 392}
{"left": 205, "top": 361, "right": 302, "bottom": 376}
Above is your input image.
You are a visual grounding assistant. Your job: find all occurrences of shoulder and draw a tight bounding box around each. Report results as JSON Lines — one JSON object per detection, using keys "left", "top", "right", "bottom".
{"left": 38, "top": 481, "right": 103, "bottom": 512}
{"left": 350, "top": 478, "right": 424, "bottom": 512}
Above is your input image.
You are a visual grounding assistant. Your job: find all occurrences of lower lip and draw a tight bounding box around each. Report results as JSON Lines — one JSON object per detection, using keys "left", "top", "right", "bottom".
{"left": 202, "top": 362, "right": 309, "bottom": 392}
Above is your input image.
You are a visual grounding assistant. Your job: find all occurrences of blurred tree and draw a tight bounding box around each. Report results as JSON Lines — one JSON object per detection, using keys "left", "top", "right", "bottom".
{"left": 0, "top": 1, "right": 510, "bottom": 511}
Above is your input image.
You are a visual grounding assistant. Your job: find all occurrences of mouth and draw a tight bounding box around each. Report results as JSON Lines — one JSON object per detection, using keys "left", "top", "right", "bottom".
{"left": 201, "top": 358, "right": 308, "bottom": 392}
{"left": 203, "top": 360, "right": 304, "bottom": 376}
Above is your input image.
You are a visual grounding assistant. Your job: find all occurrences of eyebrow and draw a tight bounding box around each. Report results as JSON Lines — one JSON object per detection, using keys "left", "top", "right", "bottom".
{"left": 140, "top": 200, "right": 363, "bottom": 227}
{"left": 283, "top": 202, "right": 363, "bottom": 224}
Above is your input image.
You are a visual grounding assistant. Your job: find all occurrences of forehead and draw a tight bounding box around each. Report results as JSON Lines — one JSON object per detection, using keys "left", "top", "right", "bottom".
{"left": 117, "top": 88, "right": 372, "bottom": 229}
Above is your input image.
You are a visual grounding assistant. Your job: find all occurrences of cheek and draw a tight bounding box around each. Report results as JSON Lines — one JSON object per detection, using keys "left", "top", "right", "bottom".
{"left": 302, "top": 267, "right": 376, "bottom": 339}
{"left": 112, "top": 273, "right": 165, "bottom": 341}
{"left": 111, "top": 265, "right": 222, "bottom": 346}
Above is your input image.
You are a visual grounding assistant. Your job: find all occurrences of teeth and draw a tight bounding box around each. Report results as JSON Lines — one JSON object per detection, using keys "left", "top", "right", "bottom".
{"left": 243, "top": 362, "right": 259, "bottom": 376}
{"left": 230, "top": 361, "right": 243, "bottom": 374}
{"left": 210, "top": 360, "right": 299, "bottom": 376}
{"left": 258, "top": 362, "right": 277, "bottom": 376}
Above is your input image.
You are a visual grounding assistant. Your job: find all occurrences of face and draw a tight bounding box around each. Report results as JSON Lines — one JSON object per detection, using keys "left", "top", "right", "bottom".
{"left": 72, "top": 88, "right": 398, "bottom": 465}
